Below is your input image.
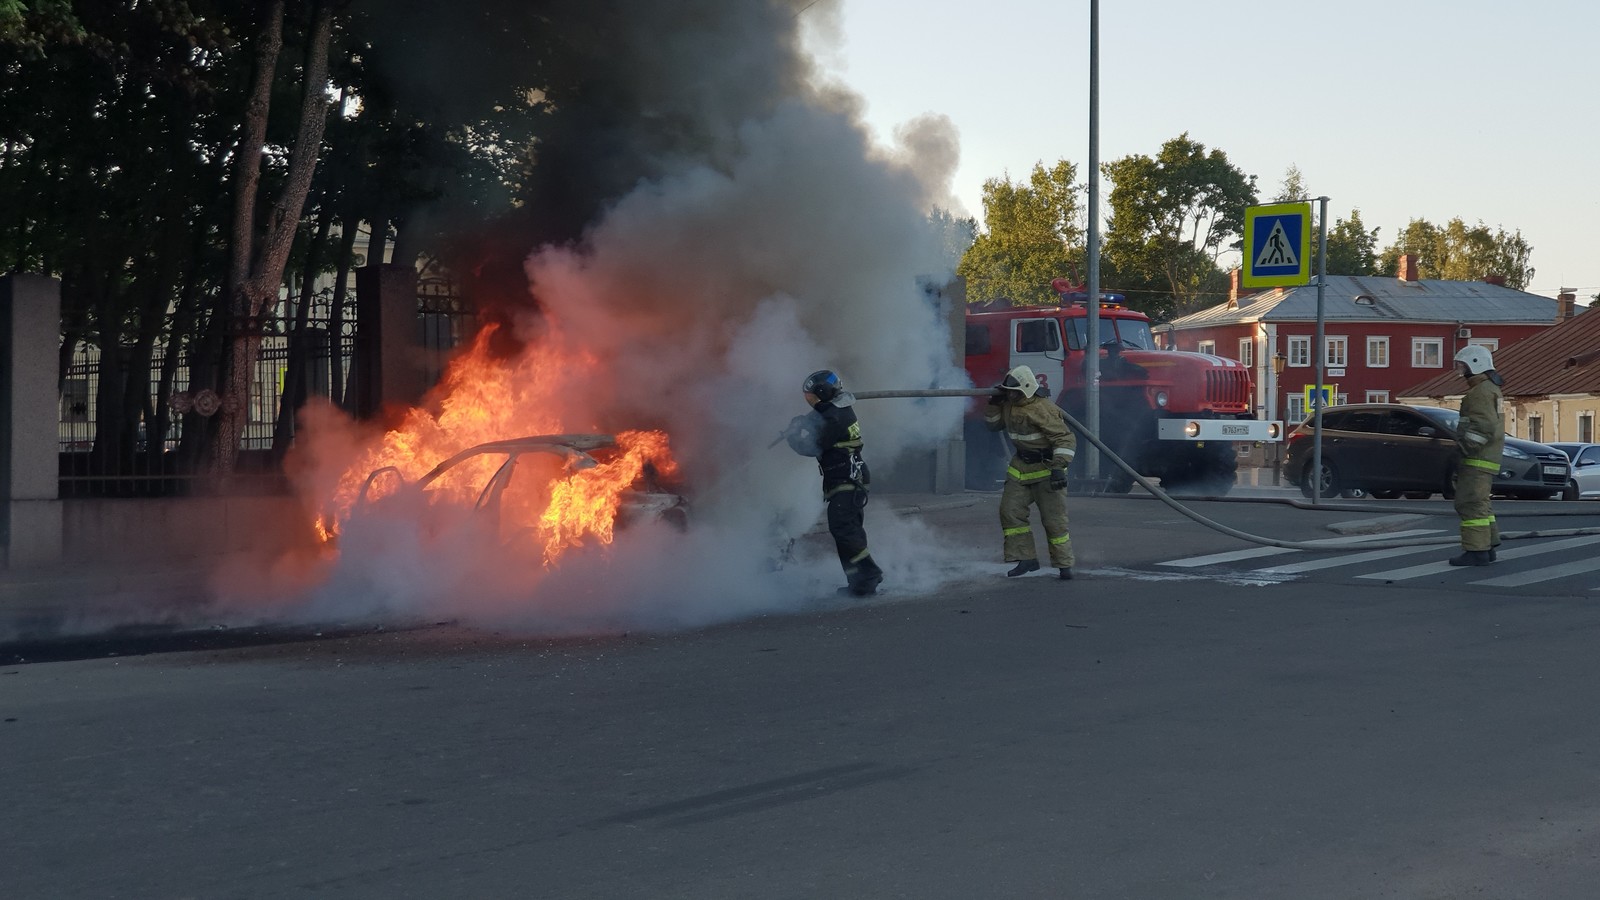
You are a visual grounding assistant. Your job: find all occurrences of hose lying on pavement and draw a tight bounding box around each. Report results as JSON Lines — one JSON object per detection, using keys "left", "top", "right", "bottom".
{"left": 854, "top": 388, "right": 1600, "bottom": 552}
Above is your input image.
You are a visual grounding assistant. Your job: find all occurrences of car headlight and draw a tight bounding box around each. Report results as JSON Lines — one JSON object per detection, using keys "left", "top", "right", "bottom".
{"left": 1184, "top": 420, "right": 1200, "bottom": 438}
{"left": 1502, "top": 446, "right": 1530, "bottom": 460}
{"left": 1155, "top": 390, "right": 1169, "bottom": 408}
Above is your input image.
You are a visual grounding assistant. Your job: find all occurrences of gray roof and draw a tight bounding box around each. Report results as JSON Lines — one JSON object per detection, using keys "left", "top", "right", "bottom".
{"left": 1168, "top": 276, "right": 1559, "bottom": 328}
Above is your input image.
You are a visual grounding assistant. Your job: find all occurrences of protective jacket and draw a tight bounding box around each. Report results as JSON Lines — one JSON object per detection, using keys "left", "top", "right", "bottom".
{"left": 1455, "top": 373, "right": 1505, "bottom": 471}
{"left": 788, "top": 392, "right": 869, "bottom": 497}
{"left": 985, "top": 394, "right": 1077, "bottom": 483}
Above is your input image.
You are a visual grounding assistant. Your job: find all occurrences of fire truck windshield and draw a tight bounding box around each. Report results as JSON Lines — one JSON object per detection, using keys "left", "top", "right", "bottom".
{"left": 1065, "top": 318, "right": 1155, "bottom": 351}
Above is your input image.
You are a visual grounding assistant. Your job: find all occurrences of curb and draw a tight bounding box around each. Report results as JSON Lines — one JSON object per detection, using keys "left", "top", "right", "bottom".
{"left": 1324, "top": 513, "right": 1436, "bottom": 536}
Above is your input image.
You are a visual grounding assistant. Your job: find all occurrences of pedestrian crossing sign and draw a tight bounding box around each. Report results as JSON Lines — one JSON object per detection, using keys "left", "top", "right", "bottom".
{"left": 1304, "top": 384, "right": 1336, "bottom": 410}
{"left": 1243, "top": 202, "right": 1311, "bottom": 287}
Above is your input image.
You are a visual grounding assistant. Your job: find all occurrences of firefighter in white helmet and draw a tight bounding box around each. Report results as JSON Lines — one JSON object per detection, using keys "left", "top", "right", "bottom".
{"left": 985, "top": 364, "right": 1078, "bottom": 579}
{"left": 1449, "top": 345, "right": 1504, "bottom": 566}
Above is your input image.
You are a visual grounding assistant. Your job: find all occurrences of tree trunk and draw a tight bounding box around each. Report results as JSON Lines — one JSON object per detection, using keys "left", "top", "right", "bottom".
{"left": 272, "top": 203, "right": 332, "bottom": 456}
{"left": 210, "top": 0, "right": 334, "bottom": 476}
{"left": 329, "top": 212, "right": 358, "bottom": 409}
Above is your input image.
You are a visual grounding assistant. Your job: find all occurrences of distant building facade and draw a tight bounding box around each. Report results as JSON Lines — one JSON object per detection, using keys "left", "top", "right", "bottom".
{"left": 1158, "top": 255, "right": 1567, "bottom": 426}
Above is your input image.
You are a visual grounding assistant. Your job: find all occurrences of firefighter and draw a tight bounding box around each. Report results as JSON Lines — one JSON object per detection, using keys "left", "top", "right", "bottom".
{"left": 986, "top": 364, "right": 1077, "bottom": 579}
{"left": 783, "top": 370, "right": 884, "bottom": 596}
{"left": 1449, "top": 345, "right": 1504, "bottom": 567}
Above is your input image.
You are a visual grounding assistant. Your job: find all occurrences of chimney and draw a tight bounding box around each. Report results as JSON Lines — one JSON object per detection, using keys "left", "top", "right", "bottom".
{"left": 1398, "top": 253, "right": 1419, "bottom": 282}
{"left": 1227, "top": 267, "right": 1240, "bottom": 308}
{"left": 1482, "top": 274, "right": 1506, "bottom": 286}
{"left": 1557, "top": 289, "right": 1576, "bottom": 322}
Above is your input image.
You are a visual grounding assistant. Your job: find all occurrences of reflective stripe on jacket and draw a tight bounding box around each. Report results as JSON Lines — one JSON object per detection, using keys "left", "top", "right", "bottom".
{"left": 987, "top": 394, "right": 1077, "bottom": 479}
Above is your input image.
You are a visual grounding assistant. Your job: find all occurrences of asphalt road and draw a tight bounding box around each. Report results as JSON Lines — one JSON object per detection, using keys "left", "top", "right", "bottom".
{"left": 8, "top": 493, "right": 1600, "bottom": 898}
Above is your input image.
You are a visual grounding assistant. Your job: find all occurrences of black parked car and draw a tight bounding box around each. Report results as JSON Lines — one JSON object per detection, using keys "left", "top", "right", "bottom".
{"left": 1286, "top": 404, "right": 1571, "bottom": 500}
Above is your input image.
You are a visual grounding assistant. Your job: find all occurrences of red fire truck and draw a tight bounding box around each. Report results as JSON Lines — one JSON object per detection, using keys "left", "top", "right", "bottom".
{"left": 964, "top": 281, "right": 1281, "bottom": 494}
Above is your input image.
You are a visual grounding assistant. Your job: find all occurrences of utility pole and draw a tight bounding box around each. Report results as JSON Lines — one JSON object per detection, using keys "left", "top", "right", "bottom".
{"left": 1084, "top": 0, "right": 1101, "bottom": 481}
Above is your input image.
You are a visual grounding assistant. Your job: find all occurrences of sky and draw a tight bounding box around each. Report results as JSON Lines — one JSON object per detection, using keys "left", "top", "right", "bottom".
{"left": 808, "top": 0, "right": 1598, "bottom": 301}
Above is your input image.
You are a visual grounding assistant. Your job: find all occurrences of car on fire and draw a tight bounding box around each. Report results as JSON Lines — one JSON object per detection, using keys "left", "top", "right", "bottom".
{"left": 352, "top": 433, "right": 688, "bottom": 543}
{"left": 1286, "top": 404, "right": 1570, "bottom": 501}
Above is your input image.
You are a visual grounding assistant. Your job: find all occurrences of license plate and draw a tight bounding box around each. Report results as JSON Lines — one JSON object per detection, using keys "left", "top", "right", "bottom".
{"left": 1543, "top": 464, "right": 1567, "bottom": 476}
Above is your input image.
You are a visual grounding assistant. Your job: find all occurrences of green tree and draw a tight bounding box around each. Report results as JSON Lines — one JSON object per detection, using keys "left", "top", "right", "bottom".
{"left": 956, "top": 161, "right": 1083, "bottom": 306}
{"left": 1101, "top": 133, "right": 1258, "bottom": 320}
{"left": 1377, "top": 217, "right": 1534, "bottom": 288}
{"left": 1270, "top": 164, "right": 1306, "bottom": 204}
{"left": 1324, "top": 209, "right": 1381, "bottom": 275}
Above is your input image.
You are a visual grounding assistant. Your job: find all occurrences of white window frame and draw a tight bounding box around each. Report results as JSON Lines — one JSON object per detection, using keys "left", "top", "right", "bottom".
{"left": 1365, "top": 390, "right": 1390, "bottom": 403}
{"left": 1286, "top": 394, "right": 1307, "bottom": 423}
{"left": 1528, "top": 414, "right": 1544, "bottom": 443}
{"left": 1581, "top": 413, "right": 1595, "bottom": 444}
{"left": 1366, "top": 336, "right": 1390, "bottom": 368}
{"left": 1412, "top": 338, "right": 1444, "bottom": 368}
{"left": 1197, "top": 339, "right": 1216, "bottom": 355}
{"left": 1469, "top": 337, "right": 1500, "bottom": 351}
{"left": 1325, "top": 336, "right": 1349, "bottom": 368}
{"left": 1288, "top": 335, "right": 1311, "bottom": 367}
{"left": 1335, "top": 392, "right": 1349, "bottom": 406}
{"left": 1238, "top": 338, "right": 1253, "bottom": 367}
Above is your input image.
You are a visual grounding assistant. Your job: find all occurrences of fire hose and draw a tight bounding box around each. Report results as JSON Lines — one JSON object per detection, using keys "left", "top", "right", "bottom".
{"left": 851, "top": 388, "right": 1600, "bottom": 552}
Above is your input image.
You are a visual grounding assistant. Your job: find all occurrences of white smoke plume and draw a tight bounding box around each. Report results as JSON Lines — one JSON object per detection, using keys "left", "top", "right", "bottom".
{"left": 232, "top": 0, "right": 979, "bottom": 634}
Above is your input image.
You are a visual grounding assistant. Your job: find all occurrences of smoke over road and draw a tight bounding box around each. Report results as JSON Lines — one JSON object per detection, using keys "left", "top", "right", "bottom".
{"left": 232, "top": 0, "right": 976, "bottom": 634}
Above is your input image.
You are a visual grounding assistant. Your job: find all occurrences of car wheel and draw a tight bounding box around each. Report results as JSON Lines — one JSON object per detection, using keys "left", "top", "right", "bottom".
{"left": 1563, "top": 480, "right": 1581, "bottom": 501}
{"left": 1299, "top": 458, "right": 1340, "bottom": 499}
{"left": 1371, "top": 490, "right": 1401, "bottom": 500}
{"left": 1441, "top": 467, "right": 1458, "bottom": 501}
{"left": 1340, "top": 487, "right": 1367, "bottom": 499}
{"left": 1402, "top": 491, "right": 1432, "bottom": 500}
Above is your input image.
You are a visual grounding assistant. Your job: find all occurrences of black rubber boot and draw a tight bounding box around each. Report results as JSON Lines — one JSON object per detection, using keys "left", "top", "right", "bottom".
{"left": 1058, "top": 568, "right": 1073, "bottom": 580}
{"left": 1490, "top": 544, "right": 1500, "bottom": 562}
{"left": 1448, "top": 550, "right": 1495, "bottom": 567}
{"left": 1006, "top": 559, "right": 1040, "bottom": 577}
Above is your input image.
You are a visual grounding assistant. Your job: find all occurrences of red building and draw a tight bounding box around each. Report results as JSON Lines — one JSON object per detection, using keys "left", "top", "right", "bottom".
{"left": 1158, "top": 256, "right": 1572, "bottom": 425}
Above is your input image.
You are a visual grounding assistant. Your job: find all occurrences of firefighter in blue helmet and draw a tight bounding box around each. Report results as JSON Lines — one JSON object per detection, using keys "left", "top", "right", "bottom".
{"left": 784, "top": 369, "right": 884, "bottom": 596}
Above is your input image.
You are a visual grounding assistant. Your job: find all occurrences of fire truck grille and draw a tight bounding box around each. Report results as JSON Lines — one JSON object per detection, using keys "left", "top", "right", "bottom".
{"left": 1205, "top": 370, "right": 1250, "bottom": 410}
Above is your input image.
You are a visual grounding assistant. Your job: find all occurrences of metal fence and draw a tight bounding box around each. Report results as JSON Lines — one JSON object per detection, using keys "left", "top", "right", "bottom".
{"left": 58, "top": 280, "right": 473, "bottom": 497}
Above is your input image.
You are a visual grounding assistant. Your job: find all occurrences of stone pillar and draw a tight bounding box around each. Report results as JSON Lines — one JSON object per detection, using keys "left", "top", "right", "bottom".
{"left": 352, "top": 263, "right": 425, "bottom": 420}
{"left": 0, "top": 275, "right": 64, "bottom": 567}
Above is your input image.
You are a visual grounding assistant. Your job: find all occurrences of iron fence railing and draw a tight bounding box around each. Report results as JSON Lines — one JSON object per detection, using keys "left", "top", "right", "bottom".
{"left": 59, "top": 283, "right": 473, "bottom": 497}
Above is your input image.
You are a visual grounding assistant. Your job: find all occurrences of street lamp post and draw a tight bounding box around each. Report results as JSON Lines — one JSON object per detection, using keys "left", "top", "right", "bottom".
{"left": 1271, "top": 352, "right": 1288, "bottom": 485}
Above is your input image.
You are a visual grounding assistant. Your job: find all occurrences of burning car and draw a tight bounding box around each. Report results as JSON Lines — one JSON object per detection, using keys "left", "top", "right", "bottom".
{"left": 346, "top": 432, "right": 687, "bottom": 561}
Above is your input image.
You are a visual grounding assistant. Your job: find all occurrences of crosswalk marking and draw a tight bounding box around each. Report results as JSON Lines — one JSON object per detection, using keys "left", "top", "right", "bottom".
{"left": 1158, "top": 529, "right": 1443, "bottom": 569}
{"left": 1357, "top": 534, "right": 1600, "bottom": 582}
{"left": 1471, "top": 554, "right": 1600, "bottom": 588}
{"left": 1252, "top": 543, "right": 1443, "bottom": 575}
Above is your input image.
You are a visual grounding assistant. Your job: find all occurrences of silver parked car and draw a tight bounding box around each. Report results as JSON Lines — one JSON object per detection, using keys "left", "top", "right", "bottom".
{"left": 1547, "top": 443, "right": 1600, "bottom": 500}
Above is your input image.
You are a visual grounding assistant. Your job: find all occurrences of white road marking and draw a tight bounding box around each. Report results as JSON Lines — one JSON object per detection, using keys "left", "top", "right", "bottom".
{"left": 1471, "top": 554, "right": 1600, "bottom": 588}
{"left": 1157, "top": 529, "right": 1442, "bottom": 569}
{"left": 1252, "top": 543, "right": 1444, "bottom": 575}
{"left": 1358, "top": 534, "right": 1600, "bottom": 581}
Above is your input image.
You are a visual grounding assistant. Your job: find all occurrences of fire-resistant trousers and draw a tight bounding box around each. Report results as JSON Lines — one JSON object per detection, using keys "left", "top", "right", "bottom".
{"left": 827, "top": 488, "right": 882, "bottom": 588}
{"left": 1453, "top": 463, "right": 1499, "bottom": 552}
{"left": 1000, "top": 477, "right": 1073, "bottom": 568}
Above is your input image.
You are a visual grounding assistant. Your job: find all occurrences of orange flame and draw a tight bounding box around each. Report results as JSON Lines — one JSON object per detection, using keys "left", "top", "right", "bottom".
{"left": 315, "top": 322, "right": 678, "bottom": 567}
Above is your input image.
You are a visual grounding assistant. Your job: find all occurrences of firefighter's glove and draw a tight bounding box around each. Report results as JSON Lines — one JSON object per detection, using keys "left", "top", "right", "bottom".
{"left": 1049, "top": 468, "right": 1068, "bottom": 491}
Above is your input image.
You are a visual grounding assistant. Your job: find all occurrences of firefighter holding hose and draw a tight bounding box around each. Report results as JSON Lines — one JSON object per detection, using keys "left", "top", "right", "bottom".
{"left": 1449, "top": 345, "right": 1504, "bottom": 567}
{"left": 782, "top": 370, "right": 884, "bottom": 596}
{"left": 986, "top": 365, "right": 1077, "bottom": 580}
